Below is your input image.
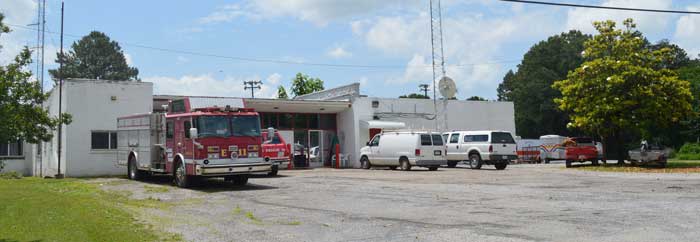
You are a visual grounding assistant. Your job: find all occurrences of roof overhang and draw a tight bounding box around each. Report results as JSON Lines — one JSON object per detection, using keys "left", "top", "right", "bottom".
{"left": 360, "top": 120, "right": 406, "bottom": 129}
{"left": 244, "top": 98, "right": 351, "bottom": 114}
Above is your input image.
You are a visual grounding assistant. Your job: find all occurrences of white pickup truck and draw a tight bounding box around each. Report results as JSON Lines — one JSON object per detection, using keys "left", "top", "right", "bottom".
{"left": 443, "top": 130, "right": 517, "bottom": 170}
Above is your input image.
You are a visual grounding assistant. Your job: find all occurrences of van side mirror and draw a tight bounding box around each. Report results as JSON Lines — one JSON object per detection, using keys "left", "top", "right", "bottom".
{"left": 189, "top": 128, "right": 198, "bottom": 139}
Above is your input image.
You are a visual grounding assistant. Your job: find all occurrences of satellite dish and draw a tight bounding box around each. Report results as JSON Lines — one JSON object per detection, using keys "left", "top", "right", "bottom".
{"left": 438, "top": 76, "right": 457, "bottom": 99}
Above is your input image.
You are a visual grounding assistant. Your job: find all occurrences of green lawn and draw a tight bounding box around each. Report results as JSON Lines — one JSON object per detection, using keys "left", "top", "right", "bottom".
{"left": 576, "top": 159, "right": 700, "bottom": 173}
{"left": 0, "top": 177, "right": 180, "bottom": 242}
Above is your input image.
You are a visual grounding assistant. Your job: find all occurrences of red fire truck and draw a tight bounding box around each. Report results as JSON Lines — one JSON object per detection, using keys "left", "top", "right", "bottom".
{"left": 261, "top": 129, "right": 291, "bottom": 176}
{"left": 117, "top": 98, "right": 272, "bottom": 187}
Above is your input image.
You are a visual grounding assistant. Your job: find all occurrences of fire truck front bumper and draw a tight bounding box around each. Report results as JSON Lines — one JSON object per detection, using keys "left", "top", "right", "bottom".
{"left": 194, "top": 162, "right": 272, "bottom": 176}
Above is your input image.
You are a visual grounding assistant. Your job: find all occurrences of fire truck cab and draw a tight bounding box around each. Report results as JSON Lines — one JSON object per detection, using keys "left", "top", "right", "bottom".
{"left": 117, "top": 98, "right": 272, "bottom": 188}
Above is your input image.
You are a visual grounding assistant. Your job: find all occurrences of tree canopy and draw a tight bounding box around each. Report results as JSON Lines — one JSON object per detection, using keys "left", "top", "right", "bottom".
{"left": 49, "top": 31, "right": 139, "bottom": 82}
{"left": 0, "top": 13, "right": 71, "bottom": 144}
{"left": 466, "top": 96, "right": 486, "bottom": 101}
{"left": 277, "top": 86, "right": 289, "bottom": 99}
{"left": 497, "top": 30, "right": 590, "bottom": 138}
{"left": 290, "top": 73, "right": 324, "bottom": 97}
{"left": 398, "top": 93, "right": 430, "bottom": 99}
{"left": 553, "top": 19, "right": 693, "bottom": 161}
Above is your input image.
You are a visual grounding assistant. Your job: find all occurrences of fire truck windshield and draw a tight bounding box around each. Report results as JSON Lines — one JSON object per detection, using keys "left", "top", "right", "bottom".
{"left": 196, "top": 116, "right": 231, "bottom": 138}
{"left": 232, "top": 116, "right": 261, "bottom": 137}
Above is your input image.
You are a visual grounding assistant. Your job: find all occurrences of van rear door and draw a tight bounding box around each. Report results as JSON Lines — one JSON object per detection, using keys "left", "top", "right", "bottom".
{"left": 419, "top": 134, "right": 445, "bottom": 161}
{"left": 490, "top": 132, "right": 517, "bottom": 158}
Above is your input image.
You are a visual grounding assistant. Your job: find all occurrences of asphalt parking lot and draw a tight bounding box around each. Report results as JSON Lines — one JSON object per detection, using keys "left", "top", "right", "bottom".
{"left": 97, "top": 164, "right": 700, "bottom": 242}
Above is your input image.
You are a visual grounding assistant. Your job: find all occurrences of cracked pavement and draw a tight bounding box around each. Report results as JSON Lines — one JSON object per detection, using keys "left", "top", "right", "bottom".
{"left": 95, "top": 164, "right": 700, "bottom": 242}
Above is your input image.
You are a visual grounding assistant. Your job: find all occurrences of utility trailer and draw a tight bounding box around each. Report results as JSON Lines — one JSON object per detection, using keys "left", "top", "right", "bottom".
{"left": 117, "top": 100, "right": 272, "bottom": 187}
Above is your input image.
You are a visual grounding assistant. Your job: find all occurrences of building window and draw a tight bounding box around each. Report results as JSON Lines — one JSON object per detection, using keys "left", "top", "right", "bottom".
{"left": 278, "top": 114, "right": 293, "bottom": 129}
{"left": 320, "top": 114, "right": 336, "bottom": 130}
{"left": 0, "top": 140, "right": 23, "bottom": 157}
{"left": 261, "top": 113, "right": 278, "bottom": 129}
{"left": 294, "top": 114, "right": 309, "bottom": 129}
{"left": 171, "top": 99, "right": 186, "bottom": 113}
{"left": 92, "top": 131, "right": 117, "bottom": 150}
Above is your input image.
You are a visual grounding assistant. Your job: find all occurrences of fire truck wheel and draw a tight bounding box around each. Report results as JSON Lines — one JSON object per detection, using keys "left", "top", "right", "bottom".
{"left": 232, "top": 176, "right": 249, "bottom": 186}
{"left": 360, "top": 156, "right": 372, "bottom": 169}
{"left": 128, "top": 157, "right": 146, "bottom": 180}
{"left": 468, "top": 154, "right": 482, "bottom": 169}
{"left": 268, "top": 165, "right": 279, "bottom": 176}
{"left": 565, "top": 160, "right": 573, "bottom": 168}
{"left": 174, "top": 161, "right": 191, "bottom": 188}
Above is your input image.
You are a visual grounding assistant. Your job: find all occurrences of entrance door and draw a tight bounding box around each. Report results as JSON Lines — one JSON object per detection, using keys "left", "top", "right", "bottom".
{"left": 308, "top": 130, "right": 323, "bottom": 167}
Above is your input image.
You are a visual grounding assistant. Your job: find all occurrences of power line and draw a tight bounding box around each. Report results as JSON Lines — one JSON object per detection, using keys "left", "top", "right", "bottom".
{"left": 5, "top": 23, "right": 522, "bottom": 70}
{"left": 500, "top": 0, "right": 700, "bottom": 14}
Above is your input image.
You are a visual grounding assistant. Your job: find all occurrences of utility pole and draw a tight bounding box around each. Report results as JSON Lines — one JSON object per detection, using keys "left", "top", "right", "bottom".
{"left": 243, "top": 80, "right": 262, "bottom": 98}
{"left": 56, "top": 1, "right": 64, "bottom": 179}
{"left": 419, "top": 84, "right": 430, "bottom": 98}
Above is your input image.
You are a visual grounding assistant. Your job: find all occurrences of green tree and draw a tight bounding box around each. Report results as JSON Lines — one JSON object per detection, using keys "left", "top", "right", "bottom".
{"left": 49, "top": 31, "right": 138, "bottom": 82}
{"left": 290, "top": 73, "right": 324, "bottom": 97}
{"left": 676, "top": 61, "right": 700, "bottom": 143}
{"left": 398, "top": 93, "right": 429, "bottom": 99}
{"left": 553, "top": 19, "right": 693, "bottom": 163}
{"left": 497, "top": 30, "right": 591, "bottom": 138}
{"left": 466, "top": 96, "right": 486, "bottom": 101}
{"left": 0, "top": 13, "right": 71, "bottom": 144}
{"left": 649, "top": 39, "right": 690, "bottom": 70}
{"left": 277, "top": 86, "right": 289, "bottom": 99}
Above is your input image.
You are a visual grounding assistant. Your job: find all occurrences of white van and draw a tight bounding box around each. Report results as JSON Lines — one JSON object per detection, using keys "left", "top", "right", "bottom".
{"left": 360, "top": 131, "right": 447, "bottom": 171}
{"left": 443, "top": 130, "right": 517, "bottom": 170}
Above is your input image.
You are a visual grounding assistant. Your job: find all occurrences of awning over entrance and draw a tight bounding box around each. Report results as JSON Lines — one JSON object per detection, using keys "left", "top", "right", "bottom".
{"left": 245, "top": 98, "right": 351, "bottom": 114}
{"left": 360, "top": 120, "right": 406, "bottom": 129}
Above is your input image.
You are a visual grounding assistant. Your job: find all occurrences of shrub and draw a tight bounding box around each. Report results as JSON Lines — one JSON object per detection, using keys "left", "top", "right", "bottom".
{"left": 0, "top": 171, "right": 23, "bottom": 179}
{"left": 677, "top": 143, "right": 700, "bottom": 160}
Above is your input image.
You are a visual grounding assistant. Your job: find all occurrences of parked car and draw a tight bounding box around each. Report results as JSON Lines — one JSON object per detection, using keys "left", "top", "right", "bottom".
{"left": 360, "top": 131, "right": 446, "bottom": 171}
{"left": 628, "top": 141, "right": 668, "bottom": 168}
{"left": 262, "top": 129, "right": 291, "bottom": 176}
{"left": 443, "top": 130, "right": 517, "bottom": 170}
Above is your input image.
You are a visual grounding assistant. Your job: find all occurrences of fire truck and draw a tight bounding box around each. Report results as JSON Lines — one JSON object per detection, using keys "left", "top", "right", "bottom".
{"left": 116, "top": 98, "right": 272, "bottom": 187}
{"left": 261, "top": 129, "right": 291, "bottom": 176}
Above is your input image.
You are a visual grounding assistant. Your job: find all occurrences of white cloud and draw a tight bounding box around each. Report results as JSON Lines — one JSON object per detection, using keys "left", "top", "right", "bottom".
{"left": 198, "top": 4, "right": 260, "bottom": 24}
{"left": 144, "top": 73, "right": 278, "bottom": 98}
{"left": 365, "top": 9, "right": 559, "bottom": 97}
{"left": 673, "top": 6, "right": 700, "bottom": 56}
{"left": 327, "top": 46, "right": 352, "bottom": 58}
{"left": 0, "top": 0, "right": 37, "bottom": 64}
{"left": 565, "top": 0, "right": 673, "bottom": 34}
{"left": 266, "top": 73, "right": 281, "bottom": 86}
{"left": 123, "top": 53, "right": 133, "bottom": 66}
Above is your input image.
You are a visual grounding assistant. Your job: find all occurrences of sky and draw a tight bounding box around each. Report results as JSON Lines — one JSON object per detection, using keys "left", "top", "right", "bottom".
{"left": 1, "top": 0, "right": 700, "bottom": 100}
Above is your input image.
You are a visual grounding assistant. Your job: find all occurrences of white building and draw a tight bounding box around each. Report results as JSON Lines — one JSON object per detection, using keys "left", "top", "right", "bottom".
{"left": 3, "top": 80, "right": 514, "bottom": 176}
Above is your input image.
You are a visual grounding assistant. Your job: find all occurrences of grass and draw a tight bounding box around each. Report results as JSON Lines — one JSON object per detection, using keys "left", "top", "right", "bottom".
{"left": 576, "top": 159, "right": 700, "bottom": 173}
{"left": 0, "top": 177, "right": 181, "bottom": 242}
{"left": 245, "top": 211, "right": 263, "bottom": 224}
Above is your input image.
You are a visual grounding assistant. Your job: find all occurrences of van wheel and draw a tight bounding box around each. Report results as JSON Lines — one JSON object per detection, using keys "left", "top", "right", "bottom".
{"left": 468, "top": 154, "right": 482, "bottom": 169}
{"left": 447, "top": 160, "right": 458, "bottom": 168}
{"left": 361, "top": 156, "right": 372, "bottom": 169}
{"left": 389, "top": 166, "right": 397, "bottom": 170}
{"left": 400, "top": 158, "right": 411, "bottom": 171}
{"left": 174, "top": 160, "right": 191, "bottom": 188}
{"left": 428, "top": 166, "right": 438, "bottom": 171}
{"left": 495, "top": 163, "right": 507, "bottom": 170}
{"left": 565, "top": 160, "right": 573, "bottom": 168}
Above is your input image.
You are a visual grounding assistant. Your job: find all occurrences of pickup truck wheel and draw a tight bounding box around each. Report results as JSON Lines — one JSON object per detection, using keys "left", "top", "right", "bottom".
{"left": 494, "top": 163, "right": 507, "bottom": 170}
{"left": 174, "top": 161, "right": 191, "bottom": 188}
{"left": 400, "top": 158, "right": 411, "bottom": 171}
{"left": 268, "top": 165, "right": 279, "bottom": 176}
{"left": 447, "top": 160, "right": 458, "bottom": 168}
{"left": 565, "top": 160, "right": 573, "bottom": 168}
{"left": 591, "top": 159, "right": 600, "bottom": 166}
{"left": 232, "top": 175, "right": 249, "bottom": 186}
{"left": 361, "top": 156, "right": 372, "bottom": 169}
{"left": 468, "top": 154, "right": 482, "bottom": 169}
